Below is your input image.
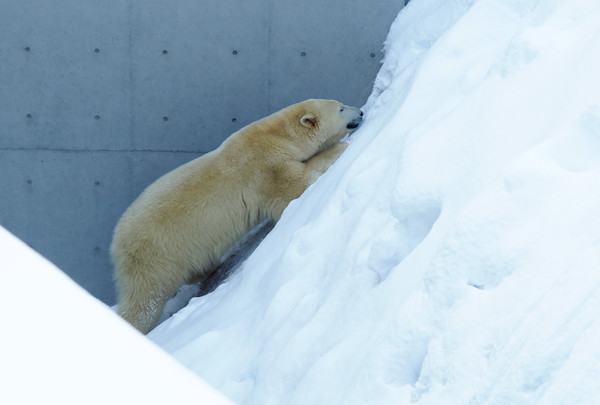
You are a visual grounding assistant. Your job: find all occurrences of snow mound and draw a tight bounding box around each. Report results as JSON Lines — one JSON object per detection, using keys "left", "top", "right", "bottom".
{"left": 150, "top": 0, "right": 600, "bottom": 403}
{"left": 0, "top": 226, "right": 232, "bottom": 405}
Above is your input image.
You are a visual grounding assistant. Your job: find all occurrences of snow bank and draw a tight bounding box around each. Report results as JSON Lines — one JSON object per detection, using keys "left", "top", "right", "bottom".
{"left": 150, "top": 0, "right": 599, "bottom": 403}
{"left": 0, "top": 226, "right": 231, "bottom": 404}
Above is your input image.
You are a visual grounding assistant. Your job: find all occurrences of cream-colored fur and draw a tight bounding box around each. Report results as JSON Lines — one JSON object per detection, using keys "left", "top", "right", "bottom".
{"left": 111, "top": 99, "right": 363, "bottom": 334}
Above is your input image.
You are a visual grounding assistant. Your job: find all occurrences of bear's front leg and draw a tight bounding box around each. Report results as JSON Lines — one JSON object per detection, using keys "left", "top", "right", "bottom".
{"left": 267, "top": 142, "right": 348, "bottom": 220}
{"left": 304, "top": 142, "right": 348, "bottom": 184}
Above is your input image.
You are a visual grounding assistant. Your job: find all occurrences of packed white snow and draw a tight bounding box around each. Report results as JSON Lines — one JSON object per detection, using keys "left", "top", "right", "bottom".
{"left": 0, "top": 226, "right": 232, "bottom": 405}
{"left": 150, "top": 0, "right": 600, "bottom": 403}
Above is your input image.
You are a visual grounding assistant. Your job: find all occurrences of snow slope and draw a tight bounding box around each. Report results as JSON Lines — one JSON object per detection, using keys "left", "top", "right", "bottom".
{"left": 0, "top": 226, "right": 232, "bottom": 405}
{"left": 150, "top": 0, "right": 600, "bottom": 403}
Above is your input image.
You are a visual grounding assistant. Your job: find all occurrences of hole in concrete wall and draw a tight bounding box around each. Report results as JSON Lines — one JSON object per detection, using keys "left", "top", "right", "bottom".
{"left": 26, "top": 179, "right": 32, "bottom": 185}
{"left": 231, "top": 118, "right": 237, "bottom": 123}
{"left": 94, "top": 48, "right": 100, "bottom": 53}
{"left": 370, "top": 52, "right": 376, "bottom": 58}
{"left": 24, "top": 46, "right": 31, "bottom": 52}
{"left": 162, "top": 50, "right": 168, "bottom": 55}
{"left": 301, "top": 51, "right": 307, "bottom": 57}
{"left": 26, "top": 113, "right": 32, "bottom": 119}
{"left": 94, "top": 115, "right": 101, "bottom": 120}
{"left": 94, "top": 181, "right": 101, "bottom": 186}
{"left": 163, "top": 116, "right": 169, "bottom": 121}
{"left": 232, "top": 50, "right": 238, "bottom": 55}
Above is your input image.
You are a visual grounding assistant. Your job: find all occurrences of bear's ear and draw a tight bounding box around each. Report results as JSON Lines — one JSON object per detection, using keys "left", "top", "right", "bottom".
{"left": 300, "top": 114, "right": 318, "bottom": 128}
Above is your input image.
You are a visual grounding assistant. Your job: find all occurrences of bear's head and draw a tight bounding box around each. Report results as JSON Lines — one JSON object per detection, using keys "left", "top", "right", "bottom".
{"left": 294, "top": 99, "right": 363, "bottom": 155}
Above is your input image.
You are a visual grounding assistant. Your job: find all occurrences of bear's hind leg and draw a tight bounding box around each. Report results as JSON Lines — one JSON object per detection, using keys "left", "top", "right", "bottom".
{"left": 116, "top": 264, "right": 183, "bottom": 334}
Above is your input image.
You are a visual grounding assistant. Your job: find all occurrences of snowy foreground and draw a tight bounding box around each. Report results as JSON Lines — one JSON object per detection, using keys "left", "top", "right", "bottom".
{"left": 0, "top": 226, "right": 232, "bottom": 404}
{"left": 150, "top": 0, "right": 600, "bottom": 403}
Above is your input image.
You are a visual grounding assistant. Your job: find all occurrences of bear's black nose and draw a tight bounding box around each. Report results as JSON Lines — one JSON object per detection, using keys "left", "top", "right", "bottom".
{"left": 346, "top": 114, "right": 363, "bottom": 129}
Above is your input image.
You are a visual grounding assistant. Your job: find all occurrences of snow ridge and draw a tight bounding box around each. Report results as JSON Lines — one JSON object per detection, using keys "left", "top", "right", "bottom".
{"left": 151, "top": 0, "right": 600, "bottom": 403}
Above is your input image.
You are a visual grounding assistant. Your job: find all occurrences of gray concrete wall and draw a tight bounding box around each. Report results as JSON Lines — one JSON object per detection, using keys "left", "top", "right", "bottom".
{"left": 0, "top": 0, "right": 405, "bottom": 304}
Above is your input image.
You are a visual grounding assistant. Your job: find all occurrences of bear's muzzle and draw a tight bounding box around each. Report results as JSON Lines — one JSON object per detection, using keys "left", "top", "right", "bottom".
{"left": 346, "top": 110, "right": 364, "bottom": 129}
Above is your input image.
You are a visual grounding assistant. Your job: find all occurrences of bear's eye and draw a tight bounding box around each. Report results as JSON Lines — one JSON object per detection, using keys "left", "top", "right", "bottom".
{"left": 339, "top": 106, "right": 344, "bottom": 112}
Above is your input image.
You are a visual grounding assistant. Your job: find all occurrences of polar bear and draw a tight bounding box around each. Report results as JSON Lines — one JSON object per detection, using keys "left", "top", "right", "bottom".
{"left": 111, "top": 99, "right": 363, "bottom": 334}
